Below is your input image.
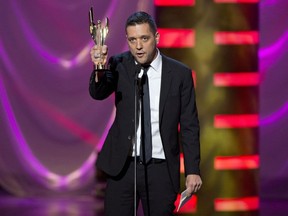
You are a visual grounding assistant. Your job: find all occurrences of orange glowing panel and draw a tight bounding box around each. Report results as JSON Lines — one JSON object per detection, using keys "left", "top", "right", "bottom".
{"left": 180, "top": 153, "right": 184, "bottom": 173}
{"left": 214, "top": 31, "right": 259, "bottom": 45}
{"left": 215, "top": 0, "right": 258, "bottom": 3}
{"left": 214, "top": 72, "right": 259, "bottom": 86}
{"left": 158, "top": 28, "right": 195, "bottom": 48}
{"left": 214, "top": 155, "right": 259, "bottom": 170}
{"left": 174, "top": 193, "right": 197, "bottom": 213}
{"left": 192, "top": 70, "right": 197, "bottom": 87}
{"left": 215, "top": 197, "right": 259, "bottom": 211}
{"left": 214, "top": 114, "right": 259, "bottom": 128}
{"left": 155, "top": 0, "right": 195, "bottom": 6}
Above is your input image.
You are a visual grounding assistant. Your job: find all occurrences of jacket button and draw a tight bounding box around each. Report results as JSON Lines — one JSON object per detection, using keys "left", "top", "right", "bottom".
{"left": 128, "top": 135, "right": 131, "bottom": 140}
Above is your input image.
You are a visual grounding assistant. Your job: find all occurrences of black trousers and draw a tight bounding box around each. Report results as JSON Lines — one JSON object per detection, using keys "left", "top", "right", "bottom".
{"left": 104, "top": 158, "right": 177, "bottom": 216}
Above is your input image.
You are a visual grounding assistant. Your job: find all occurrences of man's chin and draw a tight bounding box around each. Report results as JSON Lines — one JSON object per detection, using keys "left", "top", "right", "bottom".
{"left": 135, "top": 59, "right": 146, "bottom": 65}
{"left": 132, "top": 55, "right": 145, "bottom": 64}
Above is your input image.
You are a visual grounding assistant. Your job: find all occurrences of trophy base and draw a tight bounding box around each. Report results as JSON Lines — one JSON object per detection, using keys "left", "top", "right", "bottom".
{"left": 93, "top": 64, "right": 110, "bottom": 72}
{"left": 93, "top": 67, "right": 110, "bottom": 82}
{"left": 93, "top": 68, "right": 110, "bottom": 73}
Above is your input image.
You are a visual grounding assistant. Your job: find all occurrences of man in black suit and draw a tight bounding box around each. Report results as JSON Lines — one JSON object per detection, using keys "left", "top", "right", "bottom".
{"left": 89, "top": 11, "right": 202, "bottom": 216}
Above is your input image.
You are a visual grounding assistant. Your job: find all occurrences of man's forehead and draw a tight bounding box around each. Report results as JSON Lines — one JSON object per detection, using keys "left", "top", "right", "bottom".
{"left": 126, "top": 23, "right": 151, "bottom": 31}
{"left": 126, "top": 24, "right": 153, "bottom": 36}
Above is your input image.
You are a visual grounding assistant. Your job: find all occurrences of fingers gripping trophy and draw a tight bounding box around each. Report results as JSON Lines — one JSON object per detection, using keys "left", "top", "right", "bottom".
{"left": 89, "top": 7, "right": 109, "bottom": 72}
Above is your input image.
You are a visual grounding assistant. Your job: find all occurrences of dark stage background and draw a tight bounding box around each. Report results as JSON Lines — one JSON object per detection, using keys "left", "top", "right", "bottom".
{"left": 0, "top": 0, "right": 287, "bottom": 215}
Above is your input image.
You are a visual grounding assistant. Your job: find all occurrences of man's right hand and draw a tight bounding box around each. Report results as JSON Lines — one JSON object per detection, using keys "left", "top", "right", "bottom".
{"left": 90, "top": 45, "right": 108, "bottom": 68}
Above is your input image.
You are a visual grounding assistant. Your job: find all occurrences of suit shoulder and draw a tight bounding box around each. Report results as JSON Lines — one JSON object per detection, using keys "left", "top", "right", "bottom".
{"left": 108, "top": 51, "right": 133, "bottom": 69}
{"left": 162, "top": 55, "right": 192, "bottom": 74}
{"left": 110, "top": 51, "right": 131, "bottom": 63}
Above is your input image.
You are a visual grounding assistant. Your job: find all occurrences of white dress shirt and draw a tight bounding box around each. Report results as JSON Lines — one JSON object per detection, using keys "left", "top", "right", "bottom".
{"left": 132, "top": 50, "right": 165, "bottom": 159}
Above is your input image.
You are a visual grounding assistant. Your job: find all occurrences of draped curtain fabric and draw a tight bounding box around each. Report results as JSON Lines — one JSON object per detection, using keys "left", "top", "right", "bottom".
{"left": 0, "top": 0, "right": 153, "bottom": 196}
{"left": 260, "top": 0, "right": 288, "bottom": 199}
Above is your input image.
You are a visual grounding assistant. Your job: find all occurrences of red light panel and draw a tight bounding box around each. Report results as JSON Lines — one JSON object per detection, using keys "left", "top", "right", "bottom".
{"left": 215, "top": 196, "right": 259, "bottom": 211}
{"left": 158, "top": 28, "right": 195, "bottom": 48}
{"left": 214, "top": 155, "right": 259, "bottom": 170}
{"left": 214, "top": 114, "right": 259, "bottom": 128}
{"left": 155, "top": 0, "right": 195, "bottom": 6}
{"left": 215, "top": 0, "right": 258, "bottom": 3}
{"left": 214, "top": 72, "right": 259, "bottom": 86}
{"left": 214, "top": 31, "right": 259, "bottom": 45}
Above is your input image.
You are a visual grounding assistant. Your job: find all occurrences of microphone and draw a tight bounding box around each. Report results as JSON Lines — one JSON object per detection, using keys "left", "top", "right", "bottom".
{"left": 135, "top": 64, "right": 142, "bottom": 85}
{"left": 135, "top": 64, "right": 142, "bottom": 78}
{"left": 135, "top": 64, "right": 144, "bottom": 97}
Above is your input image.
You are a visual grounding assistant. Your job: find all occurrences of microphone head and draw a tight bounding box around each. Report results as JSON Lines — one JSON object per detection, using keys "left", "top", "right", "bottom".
{"left": 135, "top": 64, "right": 142, "bottom": 74}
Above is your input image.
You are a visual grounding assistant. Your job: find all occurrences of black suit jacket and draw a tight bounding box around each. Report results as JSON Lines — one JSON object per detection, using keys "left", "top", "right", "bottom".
{"left": 89, "top": 51, "right": 200, "bottom": 192}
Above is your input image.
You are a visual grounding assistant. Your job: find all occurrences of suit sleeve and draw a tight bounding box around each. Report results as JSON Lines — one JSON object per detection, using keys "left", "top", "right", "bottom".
{"left": 89, "top": 57, "right": 117, "bottom": 100}
{"left": 180, "top": 68, "right": 201, "bottom": 176}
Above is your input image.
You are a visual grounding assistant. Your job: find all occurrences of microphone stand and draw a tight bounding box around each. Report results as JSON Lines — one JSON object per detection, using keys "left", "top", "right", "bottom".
{"left": 134, "top": 64, "right": 141, "bottom": 216}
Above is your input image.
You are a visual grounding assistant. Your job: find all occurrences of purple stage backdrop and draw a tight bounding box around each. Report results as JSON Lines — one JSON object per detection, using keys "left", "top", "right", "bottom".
{"left": 0, "top": 0, "right": 153, "bottom": 196}
{"left": 1, "top": 0, "right": 288, "bottom": 209}
{"left": 260, "top": 0, "right": 288, "bottom": 200}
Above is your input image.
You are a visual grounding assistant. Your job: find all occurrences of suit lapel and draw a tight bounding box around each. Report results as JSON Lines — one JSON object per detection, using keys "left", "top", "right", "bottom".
{"left": 123, "top": 52, "right": 138, "bottom": 87}
{"left": 159, "top": 55, "right": 173, "bottom": 126}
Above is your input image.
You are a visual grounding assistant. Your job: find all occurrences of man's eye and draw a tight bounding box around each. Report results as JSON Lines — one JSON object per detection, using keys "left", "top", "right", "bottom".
{"left": 142, "top": 37, "right": 148, "bottom": 41}
{"left": 129, "top": 38, "right": 136, "bottom": 43}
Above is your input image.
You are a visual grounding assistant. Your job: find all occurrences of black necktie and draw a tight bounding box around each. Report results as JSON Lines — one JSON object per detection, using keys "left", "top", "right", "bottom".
{"left": 140, "top": 65, "right": 152, "bottom": 164}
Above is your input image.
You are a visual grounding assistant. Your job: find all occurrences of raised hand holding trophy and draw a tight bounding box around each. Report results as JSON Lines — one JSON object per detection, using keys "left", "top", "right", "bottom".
{"left": 89, "top": 7, "right": 109, "bottom": 71}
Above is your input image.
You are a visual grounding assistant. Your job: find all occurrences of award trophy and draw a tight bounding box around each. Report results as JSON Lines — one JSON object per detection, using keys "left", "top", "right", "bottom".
{"left": 89, "top": 7, "right": 109, "bottom": 71}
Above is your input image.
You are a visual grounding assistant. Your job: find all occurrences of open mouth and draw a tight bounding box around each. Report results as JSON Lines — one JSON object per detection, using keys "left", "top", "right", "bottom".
{"left": 136, "top": 52, "right": 145, "bottom": 58}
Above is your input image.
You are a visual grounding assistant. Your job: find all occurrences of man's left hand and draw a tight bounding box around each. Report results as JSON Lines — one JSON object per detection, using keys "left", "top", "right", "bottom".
{"left": 185, "top": 174, "right": 202, "bottom": 196}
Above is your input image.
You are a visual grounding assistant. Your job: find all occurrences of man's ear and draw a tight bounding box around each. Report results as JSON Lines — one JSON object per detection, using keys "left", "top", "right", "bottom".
{"left": 155, "top": 32, "right": 160, "bottom": 44}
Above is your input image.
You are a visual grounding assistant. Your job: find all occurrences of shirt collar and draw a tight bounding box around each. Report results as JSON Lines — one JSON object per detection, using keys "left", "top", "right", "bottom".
{"left": 150, "top": 49, "right": 161, "bottom": 72}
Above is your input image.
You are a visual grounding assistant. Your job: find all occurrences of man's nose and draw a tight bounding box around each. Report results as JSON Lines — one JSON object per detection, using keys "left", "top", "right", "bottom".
{"left": 136, "top": 40, "right": 142, "bottom": 49}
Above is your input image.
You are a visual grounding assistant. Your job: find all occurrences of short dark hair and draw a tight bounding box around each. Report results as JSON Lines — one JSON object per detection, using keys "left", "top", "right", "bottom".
{"left": 125, "top": 11, "right": 157, "bottom": 34}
